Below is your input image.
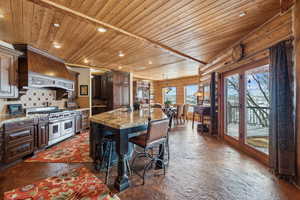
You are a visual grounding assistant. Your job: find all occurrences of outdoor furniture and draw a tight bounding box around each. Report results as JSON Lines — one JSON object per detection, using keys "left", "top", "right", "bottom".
{"left": 130, "top": 118, "right": 170, "bottom": 185}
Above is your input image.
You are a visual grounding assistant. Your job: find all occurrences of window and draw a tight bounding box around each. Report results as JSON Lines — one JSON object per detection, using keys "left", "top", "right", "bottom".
{"left": 184, "top": 85, "right": 198, "bottom": 105}
{"left": 162, "top": 87, "right": 176, "bottom": 104}
{"left": 203, "top": 84, "right": 210, "bottom": 102}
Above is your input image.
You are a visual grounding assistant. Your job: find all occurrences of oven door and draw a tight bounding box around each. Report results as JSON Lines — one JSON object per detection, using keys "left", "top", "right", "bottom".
{"left": 61, "top": 118, "right": 74, "bottom": 136}
{"left": 49, "top": 122, "right": 61, "bottom": 139}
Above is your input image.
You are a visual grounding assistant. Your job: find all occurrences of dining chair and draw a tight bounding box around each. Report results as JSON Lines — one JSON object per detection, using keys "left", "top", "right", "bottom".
{"left": 182, "top": 104, "right": 190, "bottom": 124}
{"left": 129, "top": 118, "right": 170, "bottom": 185}
{"left": 175, "top": 104, "right": 184, "bottom": 124}
{"left": 152, "top": 103, "right": 163, "bottom": 109}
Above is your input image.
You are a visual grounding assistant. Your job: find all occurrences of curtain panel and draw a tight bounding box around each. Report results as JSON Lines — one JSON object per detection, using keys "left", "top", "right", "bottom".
{"left": 269, "top": 40, "right": 295, "bottom": 178}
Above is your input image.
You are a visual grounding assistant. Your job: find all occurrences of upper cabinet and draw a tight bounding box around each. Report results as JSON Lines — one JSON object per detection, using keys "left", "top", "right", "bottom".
{"left": 0, "top": 45, "right": 22, "bottom": 99}
{"left": 112, "top": 71, "right": 130, "bottom": 109}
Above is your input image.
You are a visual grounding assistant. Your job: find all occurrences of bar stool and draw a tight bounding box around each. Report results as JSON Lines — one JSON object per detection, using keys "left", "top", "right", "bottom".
{"left": 130, "top": 118, "right": 170, "bottom": 185}
{"left": 95, "top": 136, "right": 131, "bottom": 184}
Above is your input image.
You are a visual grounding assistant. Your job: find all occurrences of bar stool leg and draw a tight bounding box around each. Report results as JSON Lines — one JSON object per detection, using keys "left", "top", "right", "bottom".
{"left": 126, "top": 159, "right": 132, "bottom": 176}
{"left": 105, "top": 142, "right": 113, "bottom": 184}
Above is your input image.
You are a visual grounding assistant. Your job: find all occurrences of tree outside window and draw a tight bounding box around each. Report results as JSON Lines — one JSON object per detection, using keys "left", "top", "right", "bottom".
{"left": 185, "top": 85, "right": 198, "bottom": 105}
{"left": 185, "top": 85, "right": 198, "bottom": 112}
{"left": 163, "top": 87, "right": 176, "bottom": 104}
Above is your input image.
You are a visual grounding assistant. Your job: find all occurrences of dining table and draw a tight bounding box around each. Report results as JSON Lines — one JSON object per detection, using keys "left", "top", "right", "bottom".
{"left": 90, "top": 108, "right": 168, "bottom": 192}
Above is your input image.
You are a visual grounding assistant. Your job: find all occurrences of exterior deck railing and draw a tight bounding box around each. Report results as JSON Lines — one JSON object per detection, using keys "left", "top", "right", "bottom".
{"left": 227, "top": 104, "right": 270, "bottom": 127}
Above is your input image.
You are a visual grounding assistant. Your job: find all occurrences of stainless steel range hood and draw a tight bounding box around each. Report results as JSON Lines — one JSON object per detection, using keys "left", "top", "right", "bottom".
{"left": 14, "top": 44, "right": 74, "bottom": 91}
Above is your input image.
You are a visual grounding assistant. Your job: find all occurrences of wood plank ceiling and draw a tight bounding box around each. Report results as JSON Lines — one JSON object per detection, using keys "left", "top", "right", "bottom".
{"left": 0, "top": 0, "right": 280, "bottom": 80}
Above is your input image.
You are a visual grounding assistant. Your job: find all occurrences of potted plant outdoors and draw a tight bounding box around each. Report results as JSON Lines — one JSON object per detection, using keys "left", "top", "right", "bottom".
{"left": 133, "top": 101, "right": 141, "bottom": 111}
{"left": 164, "top": 100, "right": 172, "bottom": 108}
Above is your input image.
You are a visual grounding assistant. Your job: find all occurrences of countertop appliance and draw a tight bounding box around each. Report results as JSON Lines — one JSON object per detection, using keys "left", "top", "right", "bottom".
{"left": 7, "top": 104, "right": 24, "bottom": 115}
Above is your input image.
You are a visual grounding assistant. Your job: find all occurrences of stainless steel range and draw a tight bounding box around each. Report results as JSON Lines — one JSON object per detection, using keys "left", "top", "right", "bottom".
{"left": 27, "top": 106, "right": 77, "bottom": 146}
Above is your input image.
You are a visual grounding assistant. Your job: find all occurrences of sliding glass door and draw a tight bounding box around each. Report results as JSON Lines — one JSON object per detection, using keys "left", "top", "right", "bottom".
{"left": 222, "top": 63, "right": 270, "bottom": 160}
{"left": 224, "top": 74, "right": 240, "bottom": 139}
{"left": 245, "top": 65, "right": 270, "bottom": 155}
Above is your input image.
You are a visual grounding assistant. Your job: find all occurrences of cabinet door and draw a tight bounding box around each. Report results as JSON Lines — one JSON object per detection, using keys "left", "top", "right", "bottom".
{"left": 38, "top": 124, "right": 49, "bottom": 149}
{"left": 75, "top": 115, "right": 82, "bottom": 133}
{"left": 0, "top": 53, "right": 18, "bottom": 98}
{"left": 4, "top": 126, "right": 34, "bottom": 163}
{"left": 0, "top": 129, "right": 3, "bottom": 162}
{"left": 122, "top": 84, "right": 130, "bottom": 107}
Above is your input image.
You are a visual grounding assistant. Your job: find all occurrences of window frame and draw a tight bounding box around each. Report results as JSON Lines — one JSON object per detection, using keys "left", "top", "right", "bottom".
{"left": 162, "top": 86, "right": 177, "bottom": 104}
{"left": 184, "top": 84, "right": 198, "bottom": 106}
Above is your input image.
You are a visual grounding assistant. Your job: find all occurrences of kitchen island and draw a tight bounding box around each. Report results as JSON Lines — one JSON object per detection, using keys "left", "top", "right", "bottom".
{"left": 90, "top": 108, "right": 168, "bottom": 191}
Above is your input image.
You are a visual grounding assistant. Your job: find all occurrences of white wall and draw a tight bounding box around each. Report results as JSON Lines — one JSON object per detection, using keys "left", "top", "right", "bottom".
{"left": 68, "top": 67, "right": 91, "bottom": 109}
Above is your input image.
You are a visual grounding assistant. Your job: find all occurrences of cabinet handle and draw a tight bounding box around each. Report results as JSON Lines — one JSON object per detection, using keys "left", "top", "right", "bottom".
{"left": 10, "top": 130, "right": 31, "bottom": 138}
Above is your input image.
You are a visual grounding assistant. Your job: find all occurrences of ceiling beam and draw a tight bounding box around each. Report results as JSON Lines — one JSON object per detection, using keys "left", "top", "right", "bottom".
{"left": 280, "top": 0, "right": 295, "bottom": 13}
{"left": 28, "top": 0, "right": 207, "bottom": 65}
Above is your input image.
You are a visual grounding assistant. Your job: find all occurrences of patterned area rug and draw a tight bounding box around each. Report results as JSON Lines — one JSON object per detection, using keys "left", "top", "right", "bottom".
{"left": 26, "top": 132, "right": 93, "bottom": 163}
{"left": 4, "top": 167, "right": 119, "bottom": 200}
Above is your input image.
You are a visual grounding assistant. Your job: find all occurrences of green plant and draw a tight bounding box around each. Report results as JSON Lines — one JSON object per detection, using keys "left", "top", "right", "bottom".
{"left": 164, "top": 100, "right": 172, "bottom": 105}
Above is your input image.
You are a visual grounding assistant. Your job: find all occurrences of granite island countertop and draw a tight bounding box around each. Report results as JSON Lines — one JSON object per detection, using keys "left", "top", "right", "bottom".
{"left": 90, "top": 108, "right": 168, "bottom": 129}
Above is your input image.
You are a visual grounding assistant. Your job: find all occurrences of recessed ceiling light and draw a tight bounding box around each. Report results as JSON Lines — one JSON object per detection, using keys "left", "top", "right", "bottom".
{"left": 118, "top": 51, "right": 125, "bottom": 57}
{"left": 97, "top": 27, "right": 107, "bottom": 33}
{"left": 0, "top": 14, "right": 4, "bottom": 19}
{"left": 118, "top": 66, "right": 123, "bottom": 69}
{"left": 53, "top": 42, "right": 62, "bottom": 49}
{"left": 148, "top": 60, "right": 153, "bottom": 65}
{"left": 53, "top": 23, "right": 60, "bottom": 27}
{"left": 239, "top": 12, "right": 246, "bottom": 17}
{"left": 84, "top": 58, "right": 89, "bottom": 64}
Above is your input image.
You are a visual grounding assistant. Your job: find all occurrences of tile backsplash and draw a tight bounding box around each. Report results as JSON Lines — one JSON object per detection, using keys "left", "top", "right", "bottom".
{"left": 0, "top": 88, "right": 67, "bottom": 114}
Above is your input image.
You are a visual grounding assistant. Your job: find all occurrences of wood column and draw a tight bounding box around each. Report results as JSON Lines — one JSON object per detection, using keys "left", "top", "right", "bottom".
{"left": 294, "top": 0, "right": 300, "bottom": 185}
{"left": 210, "top": 72, "right": 218, "bottom": 135}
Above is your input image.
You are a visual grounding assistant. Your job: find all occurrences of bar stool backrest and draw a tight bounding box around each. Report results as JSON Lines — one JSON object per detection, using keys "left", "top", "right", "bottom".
{"left": 152, "top": 104, "right": 162, "bottom": 109}
{"left": 146, "top": 119, "right": 169, "bottom": 145}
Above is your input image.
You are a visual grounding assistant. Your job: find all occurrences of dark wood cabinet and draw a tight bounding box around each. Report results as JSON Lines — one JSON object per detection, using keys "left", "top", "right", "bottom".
{"left": 0, "top": 45, "right": 22, "bottom": 98}
{"left": 81, "top": 110, "right": 90, "bottom": 130}
{"left": 0, "top": 128, "right": 3, "bottom": 162}
{"left": 75, "top": 114, "right": 82, "bottom": 133}
{"left": 92, "top": 71, "right": 130, "bottom": 111}
{"left": 3, "top": 119, "right": 35, "bottom": 163}
{"left": 92, "top": 76, "right": 101, "bottom": 99}
{"left": 37, "top": 123, "right": 49, "bottom": 149}
{"left": 112, "top": 71, "right": 130, "bottom": 109}
{"left": 92, "top": 74, "right": 108, "bottom": 100}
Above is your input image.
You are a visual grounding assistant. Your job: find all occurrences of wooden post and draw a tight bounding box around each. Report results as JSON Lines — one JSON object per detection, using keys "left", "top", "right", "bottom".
{"left": 294, "top": 0, "right": 300, "bottom": 185}
{"left": 210, "top": 72, "right": 217, "bottom": 135}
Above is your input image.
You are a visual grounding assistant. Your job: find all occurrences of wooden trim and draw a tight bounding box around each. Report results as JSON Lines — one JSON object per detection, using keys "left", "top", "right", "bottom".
{"left": 28, "top": 0, "right": 207, "bottom": 65}
{"left": 200, "top": 12, "right": 282, "bottom": 72}
{"left": 201, "top": 11, "right": 293, "bottom": 75}
{"left": 155, "top": 75, "right": 199, "bottom": 83}
{"left": 222, "top": 57, "right": 269, "bottom": 77}
{"left": 0, "top": 45, "right": 23, "bottom": 57}
{"left": 27, "top": 45, "right": 65, "bottom": 63}
{"left": 281, "top": 0, "right": 295, "bottom": 13}
{"left": 224, "top": 135, "right": 269, "bottom": 166}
